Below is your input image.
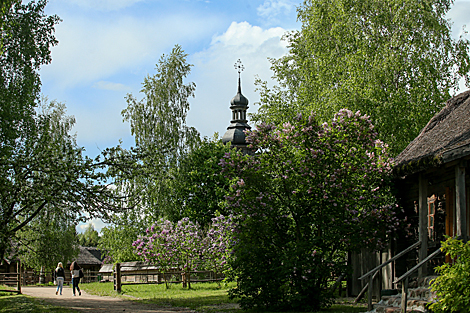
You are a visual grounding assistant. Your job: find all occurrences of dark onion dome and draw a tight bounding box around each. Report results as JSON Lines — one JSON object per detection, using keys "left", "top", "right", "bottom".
{"left": 230, "top": 84, "right": 249, "bottom": 107}
{"left": 222, "top": 76, "right": 251, "bottom": 146}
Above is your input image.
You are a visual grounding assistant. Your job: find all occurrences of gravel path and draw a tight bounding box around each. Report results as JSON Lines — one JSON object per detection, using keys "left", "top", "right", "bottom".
{"left": 21, "top": 286, "right": 196, "bottom": 313}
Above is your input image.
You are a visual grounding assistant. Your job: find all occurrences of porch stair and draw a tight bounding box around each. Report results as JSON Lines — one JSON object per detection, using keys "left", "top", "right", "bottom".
{"left": 367, "top": 276, "right": 437, "bottom": 313}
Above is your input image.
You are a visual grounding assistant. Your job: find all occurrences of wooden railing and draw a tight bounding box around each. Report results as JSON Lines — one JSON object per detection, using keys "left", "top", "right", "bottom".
{"left": 358, "top": 241, "right": 421, "bottom": 311}
{"left": 393, "top": 248, "right": 442, "bottom": 313}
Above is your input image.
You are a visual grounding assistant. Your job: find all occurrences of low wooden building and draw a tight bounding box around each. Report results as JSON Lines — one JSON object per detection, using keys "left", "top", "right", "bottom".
{"left": 393, "top": 90, "right": 470, "bottom": 275}
{"left": 350, "top": 90, "right": 470, "bottom": 299}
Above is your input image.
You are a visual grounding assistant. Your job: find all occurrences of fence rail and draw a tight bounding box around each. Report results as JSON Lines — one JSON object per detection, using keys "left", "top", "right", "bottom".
{"left": 112, "top": 263, "right": 224, "bottom": 292}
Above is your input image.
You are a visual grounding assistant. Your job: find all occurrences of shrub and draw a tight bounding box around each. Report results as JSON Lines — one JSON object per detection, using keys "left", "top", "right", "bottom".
{"left": 430, "top": 237, "right": 470, "bottom": 312}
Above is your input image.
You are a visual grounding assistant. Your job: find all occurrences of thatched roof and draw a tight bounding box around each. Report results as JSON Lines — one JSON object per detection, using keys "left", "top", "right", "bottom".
{"left": 70, "top": 246, "right": 102, "bottom": 266}
{"left": 394, "top": 90, "right": 470, "bottom": 175}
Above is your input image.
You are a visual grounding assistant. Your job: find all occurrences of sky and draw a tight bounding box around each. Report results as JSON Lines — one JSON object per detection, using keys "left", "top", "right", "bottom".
{"left": 37, "top": 0, "right": 470, "bottom": 233}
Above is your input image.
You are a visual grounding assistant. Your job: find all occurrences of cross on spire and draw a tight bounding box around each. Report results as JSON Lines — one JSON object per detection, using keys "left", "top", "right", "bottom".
{"left": 234, "top": 59, "right": 245, "bottom": 78}
{"left": 234, "top": 59, "right": 245, "bottom": 94}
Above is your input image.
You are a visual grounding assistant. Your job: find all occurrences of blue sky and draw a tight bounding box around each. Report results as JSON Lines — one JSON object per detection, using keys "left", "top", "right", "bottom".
{"left": 37, "top": 0, "right": 470, "bottom": 233}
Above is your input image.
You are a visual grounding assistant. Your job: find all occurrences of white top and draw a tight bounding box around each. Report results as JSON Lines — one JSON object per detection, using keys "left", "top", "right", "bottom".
{"left": 71, "top": 269, "right": 80, "bottom": 278}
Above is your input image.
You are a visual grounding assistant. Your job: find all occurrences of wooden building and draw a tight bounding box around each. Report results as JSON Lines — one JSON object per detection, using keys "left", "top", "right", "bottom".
{"left": 350, "top": 90, "right": 470, "bottom": 298}
{"left": 393, "top": 89, "right": 470, "bottom": 274}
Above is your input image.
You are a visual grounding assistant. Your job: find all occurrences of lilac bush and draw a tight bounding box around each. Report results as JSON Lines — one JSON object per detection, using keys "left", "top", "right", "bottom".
{"left": 202, "top": 215, "right": 236, "bottom": 284}
{"left": 133, "top": 219, "right": 178, "bottom": 288}
{"left": 173, "top": 217, "right": 204, "bottom": 288}
{"left": 220, "top": 110, "right": 404, "bottom": 311}
{"left": 133, "top": 216, "right": 234, "bottom": 288}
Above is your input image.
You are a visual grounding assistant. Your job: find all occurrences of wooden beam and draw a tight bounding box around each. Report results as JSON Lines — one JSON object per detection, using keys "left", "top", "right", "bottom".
{"left": 418, "top": 173, "right": 428, "bottom": 277}
{"left": 455, "top": 164, "right": 467, "bottom": 242}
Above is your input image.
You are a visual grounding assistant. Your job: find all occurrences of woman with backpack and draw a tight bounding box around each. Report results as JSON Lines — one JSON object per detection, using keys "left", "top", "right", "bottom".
{"left": 70, "top": 261, "right": 82, "bottom": 296}
{"left": 54, "top": 262, "right": 65, "bottom": 295}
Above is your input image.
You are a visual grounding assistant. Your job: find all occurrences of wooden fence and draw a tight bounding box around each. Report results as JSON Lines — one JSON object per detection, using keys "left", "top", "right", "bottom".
{"left": 113, "top": 263, "right": 224, "bottom": 292}
{"left": 0, "top": 261, "right": 21, "bottom": 294}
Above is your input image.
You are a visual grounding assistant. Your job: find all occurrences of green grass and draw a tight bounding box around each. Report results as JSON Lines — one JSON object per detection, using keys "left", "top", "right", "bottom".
{"left": 0, "top": 294, "right": 77, "bottom": 313}
{"left": 81, "top": 282, "right": 367, "bottom": 313}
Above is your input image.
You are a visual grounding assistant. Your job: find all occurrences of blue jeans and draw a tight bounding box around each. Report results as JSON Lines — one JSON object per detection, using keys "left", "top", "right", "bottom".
{"left": 56, "top": 277, "right": 64, "bottom": 295}
{"left": 72, "top": 277, "right": 81, "bottom": 295}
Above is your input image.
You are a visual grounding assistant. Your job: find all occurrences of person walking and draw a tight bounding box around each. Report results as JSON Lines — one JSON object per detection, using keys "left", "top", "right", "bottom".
{"left": 70, "top": 261, "right": 82, "bottom": 296}
{"left": 54, "top": 262, "right": 65, "bottom": 295}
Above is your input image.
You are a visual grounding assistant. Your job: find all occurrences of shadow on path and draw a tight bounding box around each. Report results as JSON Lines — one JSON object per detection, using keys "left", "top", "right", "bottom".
{"left": 21, "top": 286, "right": 195, "bottom": 313}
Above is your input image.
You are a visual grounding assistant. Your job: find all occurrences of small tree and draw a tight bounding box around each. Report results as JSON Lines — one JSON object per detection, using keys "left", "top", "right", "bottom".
{"left": 78, "top": 223, "right": 100, "bottom": 247}
{"left": 99, "top": 210, "right": 145, "bottom": 264}
{"left": 173, "top": 218, "right": 203, "bottom": 288}
{"left": 133, "top": 219, "right": 177, "bottom": 289}
{"left": 221, "top": 109, "right": 402, "bottom": 311}
{"left": 430, "top": 237, "right": 470, "bottom": 313}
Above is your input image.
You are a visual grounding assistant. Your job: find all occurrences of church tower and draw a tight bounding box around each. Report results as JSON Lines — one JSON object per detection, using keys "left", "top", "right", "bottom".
{"left": 222, "top": 59, "right": 252, "bottom": 153}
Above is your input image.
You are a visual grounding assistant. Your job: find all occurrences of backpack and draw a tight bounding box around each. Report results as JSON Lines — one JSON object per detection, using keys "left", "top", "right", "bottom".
{"left": 79, "top": 269, "right": 84, "bottom": 278}
{"left": 56, "top": 267, "right": 65, "bottom": 278}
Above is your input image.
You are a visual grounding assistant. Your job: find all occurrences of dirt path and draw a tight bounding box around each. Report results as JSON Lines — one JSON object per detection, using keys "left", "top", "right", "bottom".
{"left": 21, "top": 286, "right": 196, "bottom": 313}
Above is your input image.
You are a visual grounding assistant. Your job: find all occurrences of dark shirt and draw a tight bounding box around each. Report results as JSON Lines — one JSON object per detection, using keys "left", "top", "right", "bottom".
{"left": 55, "top": 267, "right": 65, "bottom": 278}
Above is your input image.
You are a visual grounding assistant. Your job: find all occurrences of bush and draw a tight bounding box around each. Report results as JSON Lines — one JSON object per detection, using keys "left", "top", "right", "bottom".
{"left": 222, "top": 110, "right": 401, "bottom": 311}
{"left": 430, "top": 237, "right": 470, "bottom": 312}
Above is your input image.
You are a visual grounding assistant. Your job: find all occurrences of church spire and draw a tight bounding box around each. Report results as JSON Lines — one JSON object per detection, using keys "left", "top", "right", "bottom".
{"left": 222, "top": 59, "right": 251, "bottom": 152}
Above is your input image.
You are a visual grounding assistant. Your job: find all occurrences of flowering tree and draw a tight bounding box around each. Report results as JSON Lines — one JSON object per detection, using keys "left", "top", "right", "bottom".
{"left": 173, "top": 218, "right": 203, "bottom": 288}
{"left": 220, "top": 110, "right": 403, "bottom": 311}
{"left": 133, "top": 218, "right": 204, "bottom": 289}
{"left": 134, "top": 216, "right": 235, "bottom": 289}
{"left": 133, "top": 219, "right": 178, "bottom": 288}
{"left": 202, "top": 215, "right": 236, "bottom": 284}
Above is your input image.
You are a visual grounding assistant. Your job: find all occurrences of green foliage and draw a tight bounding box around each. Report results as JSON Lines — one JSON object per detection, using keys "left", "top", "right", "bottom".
{"left": 16, "top": 208, "right": 79, "bottom": 272}
{"left": 1, "top": 0, "right": 60, "bottom": 156}
{"left": 78, "top": 223, "right": 100, "bottom": 247}
{"left": 1, "top": 1, "right": 129, "bottom": 262}
{"left": 166, "top": 136, "right": 232, "bottom": 227}
{"left": 118, "top": 44, "right": 200, "bottom": 221}
{"left": 222, "top": 110, "right": 401, "bottom": 311}
{"left": 98, "top": 210, "right": 145, "bottom": 263}
{"left": 430, "top": 237, "right": 470, "bottom": 313}
{"left": 0, "top": 98, "right": 108, "bottom": 260}
{"left": 253, "top": 0, "right": 470, "bottom": 156}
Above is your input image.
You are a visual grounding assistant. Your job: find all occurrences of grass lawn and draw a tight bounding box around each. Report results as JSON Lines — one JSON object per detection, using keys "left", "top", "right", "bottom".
{"left": 0, "top": 290, "right": 76, "bottom": 313}
{"left": 81, "top": 281, "right": 368, "bottom": 313}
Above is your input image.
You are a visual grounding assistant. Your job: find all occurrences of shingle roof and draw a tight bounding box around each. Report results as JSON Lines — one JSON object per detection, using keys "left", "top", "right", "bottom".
{"left": 394, "top": 90, "right": 470, "bottom": 173}
{"left": 99, "top": 261, "right": 161, "bottom": 273}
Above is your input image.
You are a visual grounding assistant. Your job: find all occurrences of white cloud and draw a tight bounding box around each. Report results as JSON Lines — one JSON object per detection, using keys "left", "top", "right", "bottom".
{"left": 41, "top": 13, "right": 222, "bottom": 89}
{"left": 257, "top": 0, "right": 296, "bottom": 25}
{"left": 257, "top": 0, "right": 294, "bottom": 17}
{"left": 93, "top": 81, "right": 131, "bottom": 91}
{"left": 62, "top": 0, "right": 145, "bottom": 11}
{"left": 77, "top": 218, "right": 108, "bottom": 234}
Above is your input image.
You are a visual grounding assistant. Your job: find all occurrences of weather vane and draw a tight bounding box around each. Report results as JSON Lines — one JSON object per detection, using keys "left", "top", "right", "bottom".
{"left": 234, "top": 59, "right": 245, "bottom": 78}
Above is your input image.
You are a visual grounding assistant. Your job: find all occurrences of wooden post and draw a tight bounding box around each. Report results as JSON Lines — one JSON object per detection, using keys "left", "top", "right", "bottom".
{"left": 400, "top": 277, "right": 408, "bottom": 313}
{"left": 17, "top": 261, "right": 21, "bottom": 294}
{"left": 368, "top": 274, "right": 373, "bottom": 311}
{"left": 115, "top": 263, "right": 121, "bottom": 293}
{"left": 418, "top": 174, "right": 428, "bottom": 277}
{"left": 182, "top": 272, "right": 187, "bottom": 288}
{"left": 455, "top": 164, "right": 467, "bottom": 242}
